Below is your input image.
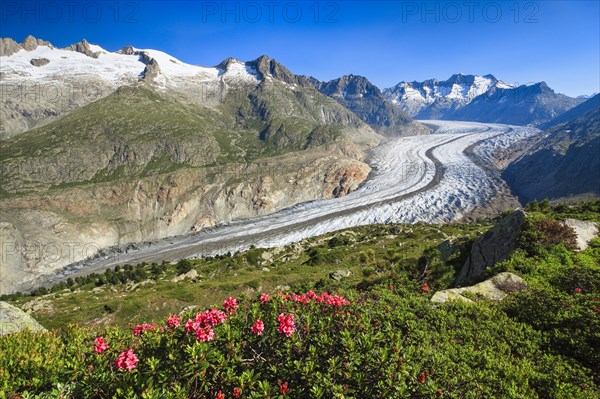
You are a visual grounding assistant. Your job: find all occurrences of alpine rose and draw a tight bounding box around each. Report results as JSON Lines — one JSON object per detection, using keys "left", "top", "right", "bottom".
{"left": 133, "top": 323, "right": 156, "bottom": 336}
{"left": 114, "top": 349, "right": 139, "bottom": 371}
{"left": 251, "top": 319, "right": 265, "bottom": 335}
{"left": 223, "top": 297, "right": 239, "bottom": 314}
{"left": 280, "top": 381, "right": 289, "bottom": 395}
{"left": 277, "top": 313, "right": 296, "bottom": 337}
{"left": 195, "top": 326, "right": 215, "bottom": 342}
{"left": 93, "top": 337, "right": 109, "bottom": 354}
{"left": 167, "top": 314, "right": 181, "bottom": 328}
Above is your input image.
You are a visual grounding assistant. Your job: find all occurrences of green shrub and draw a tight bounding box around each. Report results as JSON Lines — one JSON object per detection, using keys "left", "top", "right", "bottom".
{"left": 176, "top": 259, "right": 193, "bottom": 275}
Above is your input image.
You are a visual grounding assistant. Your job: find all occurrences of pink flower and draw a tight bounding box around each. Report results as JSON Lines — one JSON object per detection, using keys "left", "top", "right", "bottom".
{"left": 215, "top": 390, "right": 224, "bottom": 399}
{"left": 418, "top": 371, "right": 427, "bottom": 384}
{"left": 232, "top": 387, "right": 241, "bottom": 398}
{"left": 279, "top": 381, "right": 289, "bottom": 395}
{"left": 575, "top": 287, "right": 583, "bottom": 293}
{"left": 185, "top": 308, "right": 227, "bottom": 335}
{"left": 223, "top": 297, "right": 239, "bottom": 314}
{"left": 277, "top": 313, "right": 296, "bottom": 337}
{"left": 419, "top": 282, "right": 430, "bottom": 293}
{"left": 306, "top": 290, "right": 317, "bottom": 300}
{"left": 195, "top": 326, "right": 215, "bottom": 342}
{"left": 251, "top": 319, "right": 265, "bottom": 335}
{"left": 133, "top": 323, "right": 156, "bottom": 336}
{"left": 259, "top": 293, "right": 270, "bottom": 303}
{"left": 114, "top": 349, "right": 139, "bottom": 371}
{"left": 167, "top": 314, "right": 181, "bottom": 328}
{"left": 325, "top": 294, "right": 350, "bottom": 307}
{"left": 93, "top": 337, "right": 109, "bottom": 354}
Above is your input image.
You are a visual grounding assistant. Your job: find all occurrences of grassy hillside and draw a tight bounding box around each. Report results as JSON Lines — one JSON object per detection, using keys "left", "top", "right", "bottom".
{"left": 503, "top": 105, "right": 600, "bottom": 203}
{"left": 0, "top": 81, "right": 368, "bottom": 196}
{"left": 1, "top": 200, "right": 599, "bottom": 398}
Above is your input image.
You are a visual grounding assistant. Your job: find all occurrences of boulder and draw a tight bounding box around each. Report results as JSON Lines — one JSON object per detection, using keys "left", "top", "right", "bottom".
{"left": 171, "top": 269, "right": 199, "bottom": 282}
{"left": 329, "top": 269, "right": 352, "bottom": 281}
{"left": 431, "top": 272, "right": 528, "bottom": 303}
{"left": 564, "top": 219, "right": 598, "bottom": 251}
{"left": 455, "top": 210, "right": 526, "bottom": 286}
{"left": 30, "top": 58, "right": 50, "bottom": 67}
{"left": 0, "top": 301, "right": 47, "bottom": 336}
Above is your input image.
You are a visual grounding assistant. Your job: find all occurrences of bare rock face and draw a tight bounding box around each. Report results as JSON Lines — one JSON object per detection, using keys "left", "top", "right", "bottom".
{"left": 325, "top": 162, "right": 370, "bottom": 197}
{"left": 0, "top": 150, "right": 372, "bottom": 294}
{"left": 432, "top": 272, "right": 528, "bottom": 303}
{"left": 64, "top": 39, "right": 99, "bottom": 58}
{"left": 142, "top": 58, "right": 161, "bottom": 81}
{"left": 118, "top": 45, "right": 136, "bottom": 55}
{"left": 30, "top": 58, "right": 50, "bottom": 67}
{"left": 20, "top": 35, "right": 53, "bottom": 51}
{"left": 455, "top": 210, "right": 526, "bottom": 286}
{"left": 0, "top": 301, "right": 47, "bottom": 336}
{"left": 0, "top": 38, "right": 22, "bottom": 56}
{"left": 564, "top": 219, "right": 598, "bottom": 250}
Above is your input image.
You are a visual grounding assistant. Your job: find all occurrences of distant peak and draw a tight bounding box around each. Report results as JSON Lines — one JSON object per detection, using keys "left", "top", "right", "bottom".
{"left": 0, "top": 38, "right": 22, "bottom": 56}
{"left": 64, "top": 39, "right": 100, "bottom": 58}
{"left": 20, "top": 35, "right": 54, "bottom": 51}
{"left": 246, "top": 55, "right": 298, "bottom": 84}
{"left": 216, "top": 57, "right": 243, "bottom": 70}
{"left": 118, "top": 45, "right": 135, "bottom": 55}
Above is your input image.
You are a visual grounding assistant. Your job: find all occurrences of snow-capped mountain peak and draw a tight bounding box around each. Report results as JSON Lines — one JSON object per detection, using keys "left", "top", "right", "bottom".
{"left": 0, "top": 37, "right": 265, "bottom": 86}
{"left": 383, "top": 73, "right": 514, "bottom": 117}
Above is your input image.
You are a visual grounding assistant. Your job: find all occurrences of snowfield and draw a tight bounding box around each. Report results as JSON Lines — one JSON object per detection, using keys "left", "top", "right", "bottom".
{"left": 38, "top": 120, "right": 541, "bottom": 284}
{"left": 0, "top": 45, "right": 258, "bottom": 86}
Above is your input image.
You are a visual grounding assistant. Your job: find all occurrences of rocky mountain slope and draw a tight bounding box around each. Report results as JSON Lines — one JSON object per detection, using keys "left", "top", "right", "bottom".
{"left": 539, "top": 93, "right": 600, "bottom": 130}
{"left": 384, "top": 74, "right": 583, "bottom": 126}
{"left": 503, "top": 103, "right": 600, "bottom": 203}
{"left": 0, "top": 36, "right": 430, "bottom": 294}
{"left": 383, "top": 74, "right": 512, "bottom": 117}
{"left": 313, "top": 74, "right": 428, "bottom": 136}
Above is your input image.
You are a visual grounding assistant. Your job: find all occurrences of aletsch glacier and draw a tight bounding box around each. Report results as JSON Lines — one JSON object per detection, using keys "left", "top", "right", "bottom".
{"left": 28, "top": 120, "right": 540, "bottom": 290}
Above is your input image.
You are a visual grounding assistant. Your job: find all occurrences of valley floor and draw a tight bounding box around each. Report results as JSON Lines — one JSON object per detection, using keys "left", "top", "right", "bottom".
{"left": 22, "top": 121, "right": 541, "bottom": 291}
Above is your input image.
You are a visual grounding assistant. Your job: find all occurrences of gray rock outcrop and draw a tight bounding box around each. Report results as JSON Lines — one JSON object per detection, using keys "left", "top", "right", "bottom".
{"left": 0, "top": 301, "right": 47, "bottom": 336}
{"left": 455, "top": 210, "right": 526, "bottom": 286}
{"left": 0, "top": 38, "right": 22, "bottom": 56}
{"left": 30, "top": 58, "right": 50, "bottom": 67}
{"left": 432, "top": 272, "right": 528, "bottom": 303}
{"left": 329, "top": 269, "right": 352, "bottom": 281}
{"left": 171, "top": 269, "right": 199, "bottom": 282}
{"left": 564, "top": 219, "right": 598, "bottom": 250}
{"left": 142, "top": 58, "right": 161, "bottom": 81}
{"left": 20, "top": 35, "right": 53, "bottom": 51}
{"left": 64, "top": 39, "right": 100, "bottom": 58}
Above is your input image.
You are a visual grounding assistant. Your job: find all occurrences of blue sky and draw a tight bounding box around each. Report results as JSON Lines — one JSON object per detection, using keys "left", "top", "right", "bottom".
{"left": 1, "top": 1, "right": 598, "bottom": 96}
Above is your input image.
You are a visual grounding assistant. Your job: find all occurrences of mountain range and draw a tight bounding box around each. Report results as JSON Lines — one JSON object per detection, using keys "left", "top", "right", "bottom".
{"left": 0, "top": 36, "right": 422, "bottom": 294}
{"left": 0, "top": 35, "right": 596, "bottom": 294}
{"left": 384, "top": 74, "right": 584, "bottom": 126}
